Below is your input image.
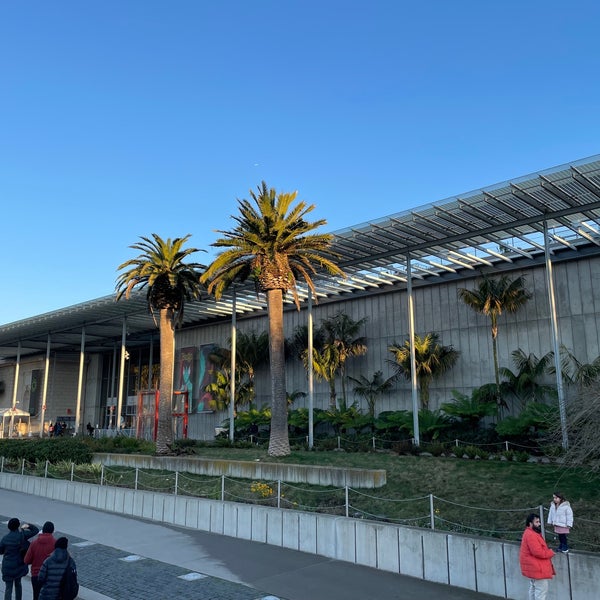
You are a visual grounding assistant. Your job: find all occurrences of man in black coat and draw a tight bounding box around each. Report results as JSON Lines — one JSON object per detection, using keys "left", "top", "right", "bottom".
{"left": 0, "top": 517, "right": 40, "bottom": 600}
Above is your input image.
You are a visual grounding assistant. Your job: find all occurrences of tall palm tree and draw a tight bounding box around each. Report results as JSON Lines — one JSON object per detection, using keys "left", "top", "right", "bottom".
{"left": 458, "top": 274, "right": 532, "bottom": 403}
{"left": 116, "top": 234, "right": 205, "bottom": 454}
{"left": 201, "top": 182, "right": 344, "bottom": 457}
{"left": 388, "top": 332, "right": 460, "bottom": 409}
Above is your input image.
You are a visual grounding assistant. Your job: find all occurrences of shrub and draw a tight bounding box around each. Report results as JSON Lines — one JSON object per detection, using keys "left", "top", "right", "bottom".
{"left": 0, "top": 438, "right": 93, "bottom": 464}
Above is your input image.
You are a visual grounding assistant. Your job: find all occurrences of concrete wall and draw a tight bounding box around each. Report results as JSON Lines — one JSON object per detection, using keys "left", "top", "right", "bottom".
{"left": 177, "top": 255, "right": 600, "bottom": 415}
{"left": 1, "top": 472, "right": 597, "bottom": 600}
{"left": 93, "top": 453, "right": 387, "bottom": 488}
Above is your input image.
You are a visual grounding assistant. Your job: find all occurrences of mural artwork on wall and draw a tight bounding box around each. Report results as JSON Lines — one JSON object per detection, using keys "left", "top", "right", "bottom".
{"left": 196, "top": 343, "right": 219, "bottom": 412}
{"left": 175, "top": 344, "right": 219, "bottom": 413}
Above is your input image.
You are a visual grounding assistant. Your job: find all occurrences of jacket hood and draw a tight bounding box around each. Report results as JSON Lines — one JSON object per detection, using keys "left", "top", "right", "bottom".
{"left": 50, "top": 547, "right": 70, "bottom": 564}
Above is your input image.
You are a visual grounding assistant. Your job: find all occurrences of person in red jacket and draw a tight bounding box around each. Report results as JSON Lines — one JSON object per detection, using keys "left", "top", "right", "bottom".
{"left": 24, "top": 521, "right": 56, "bottom": 600}
{"left": 519, "top": 513, "right": 555, "bottom": 600}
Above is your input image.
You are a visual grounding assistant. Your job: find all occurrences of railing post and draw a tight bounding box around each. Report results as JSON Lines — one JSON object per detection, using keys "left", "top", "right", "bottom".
{"left": 345, "top": 486, "right": 349, "bottom": 518}
{"left": 45, "top": 460, "right": 49, "bottom": 478}
{"left": 221, "top": 474, "right": 225, "bottom": 501}
{"left": 505, "top": 441, "right": 509, "bottom": 451}
{"left": 430, "top": 494, "right": 435, "bottom": 530}
{"left": 1, "top": 456, "right": 4, "bottom": 472}
{"left": 70, "top": 462, "right": 74, "bottom": 482}
{"left": 338, "top": 436, "right": 341, "bottom": 450}
{"left": 455, "top": 439, "right": 459, "bottom": 447}
{"left": 21, "top": 458, "right": 25, "bottom": 475}
{"left": 372, "top": 436, "right": 376, "bottom": 449}
{"left": 174, "top": 471, "right": 179, "bottom": 496}
{"left": 135, "top": 467, "right": 139, "bottom": 491}
{"left": 539, "top": 505, "right": 546, "bottom": 539}
{"left": 277, "top": 480, "right": 281, "bottom": 508}
{"left": 100, "top": 464, "right": 104, "bottom": 486}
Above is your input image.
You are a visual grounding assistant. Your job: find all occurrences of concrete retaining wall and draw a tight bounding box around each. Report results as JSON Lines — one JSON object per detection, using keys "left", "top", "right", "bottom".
{"left": 92, "top": 453, "right": 387, "bottom": 488}
{"left": 1, "top": 473, "right": 597, "bottom": 600}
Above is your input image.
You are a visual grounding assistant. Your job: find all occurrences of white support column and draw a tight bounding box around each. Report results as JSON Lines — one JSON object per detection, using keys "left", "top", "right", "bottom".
{"left": 10, "top": 342, "right": 21, "bottom": 438}
{"left": 116, "top": 317, "right": 127, "bottom": 431}
{"left": 75, "top": 327, "right": 86, "bottom": 435}
{"left": 40, "top": 335, "right": 51, "bottom": 437}
{"left": 229, "top": 290, "right": 237, "bottom": 443}
{"left": 407, "top": 256, "right": 420, "bottom": 446}
{"left": 308, "top": 290, "right": 314, "bottom": 449}
{"left": 544, "top": 221, "right": 568, "bottom": 449}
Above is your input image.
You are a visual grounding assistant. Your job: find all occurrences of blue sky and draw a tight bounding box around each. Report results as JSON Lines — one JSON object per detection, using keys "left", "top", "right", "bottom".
{"left": 1, "top": 1, "right": 600, "bottom": 324}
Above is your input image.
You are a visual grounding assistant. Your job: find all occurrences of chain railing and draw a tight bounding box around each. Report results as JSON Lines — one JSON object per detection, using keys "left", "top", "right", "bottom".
{"left": 2, "top": 455, "right": 598, "bottom": 552}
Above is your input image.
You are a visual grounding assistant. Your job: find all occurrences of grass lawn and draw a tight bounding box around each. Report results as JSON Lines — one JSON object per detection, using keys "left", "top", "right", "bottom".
{"left": 182, "top": 445, "right": 600, "bottom": 550}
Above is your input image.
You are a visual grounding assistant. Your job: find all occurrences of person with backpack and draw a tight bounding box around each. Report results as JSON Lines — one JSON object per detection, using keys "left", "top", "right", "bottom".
{"left": 0, "top": 517, "right": 40, "bottom": 600}
{"left": 38, "top": 537, "right": 78, "bottom": 600}
{"left": 24, "top": 521, "right": 56, "bottom": 600}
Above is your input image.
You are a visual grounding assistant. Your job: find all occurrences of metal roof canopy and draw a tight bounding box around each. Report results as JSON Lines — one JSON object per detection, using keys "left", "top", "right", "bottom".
{"left": 2, "top": 154, "right": 600, "bottom": 360}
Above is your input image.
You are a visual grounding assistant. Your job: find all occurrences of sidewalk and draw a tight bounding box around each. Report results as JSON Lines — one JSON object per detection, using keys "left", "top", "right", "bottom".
{"left": 0, "top": 488, "right": 500, "bottom": 600}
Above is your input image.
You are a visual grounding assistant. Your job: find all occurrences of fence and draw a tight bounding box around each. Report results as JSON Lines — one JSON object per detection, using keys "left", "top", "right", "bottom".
{"left": 2, "top": 455, "right": 598, "bottom": 552}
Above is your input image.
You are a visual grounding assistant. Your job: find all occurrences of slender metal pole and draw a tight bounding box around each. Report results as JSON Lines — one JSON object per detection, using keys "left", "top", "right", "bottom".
{"left": 307, "top": 290, "right": 314, "bottom": 449}
{"left": 544, "top": 220, "right": 568, "bottom": 449}
{"left": 407, "top": 256, "right": 420, "bottom": 446}
{"left": 10, "top": 342, "right": 21, "bottom": 439}
{"left": 75, "top": 327, "right": 86, "bottom": 435}
{"left": 229, "top": 289, "right": 237, "bottom": 443}
{"left": 40, "top": 335, "right": 51, "bottom": 437}
{"left": 116, "top": 318, "right": 127, "bottom": 431}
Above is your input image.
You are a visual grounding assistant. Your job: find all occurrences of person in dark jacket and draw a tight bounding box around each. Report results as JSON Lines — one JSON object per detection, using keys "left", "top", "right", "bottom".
{"left": 24, "top": 521, "right": 56, "bottom": 600}
{"left": 38, "top": 537, "right": 76, "bottom": 600}
{"left": 0, "top": 517, "right": 40, "bottom": 600}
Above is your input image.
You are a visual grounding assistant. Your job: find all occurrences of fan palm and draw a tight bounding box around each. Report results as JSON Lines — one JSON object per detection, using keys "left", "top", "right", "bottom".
{"left": 458, "top": 274, "right": 531, "bottom": 400}
{"left": 116, "top": 234, "right": 205, "bottom": 454}
{"left": 201, "top": 182, "right": 344, "bottom": 456}
{"left": 349, "top": 370, "right": 395, "bottom": 418}
{"left": 388, "top": 332, "right": 460, "bottom": 409}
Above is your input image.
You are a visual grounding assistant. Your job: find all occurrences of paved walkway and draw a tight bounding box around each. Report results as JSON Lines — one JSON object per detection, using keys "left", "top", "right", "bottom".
{"left": 0, "top": 488, "right": 501, "bottom": 600}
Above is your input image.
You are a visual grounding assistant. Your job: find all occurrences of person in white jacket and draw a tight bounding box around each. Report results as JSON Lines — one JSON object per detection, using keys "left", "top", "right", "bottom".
{"left": 548, "top": 492, "right": 574, "bottom": 553}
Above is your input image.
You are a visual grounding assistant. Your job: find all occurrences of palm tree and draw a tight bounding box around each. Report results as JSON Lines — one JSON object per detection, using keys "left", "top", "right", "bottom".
{"left": 116, "top": 234, "right": 205, "bottom": 455}
{"left": 320, "top": 312, "right": 368, "bottom": 409}
{"left": 458, "top": 274, "right": 531, "bottom": 403}
{"left": 499, "top": 348, "right": 556, "bottom": 412}
{"left": 388, "top": 332, "right": 460, "bottom": 409}
{"left": 201, "top": 182, "right": 344, "bottom": 457}
{"left": 290, "top": 314, "right": 368, "bottom": 410}
{"left": 349, "top": 370, "right": 395, "bottom": 418}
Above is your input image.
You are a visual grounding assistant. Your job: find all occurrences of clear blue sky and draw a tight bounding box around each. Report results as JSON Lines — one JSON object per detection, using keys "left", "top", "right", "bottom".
{"left": 2, "top": 1, "right": 599, "bottom": 324}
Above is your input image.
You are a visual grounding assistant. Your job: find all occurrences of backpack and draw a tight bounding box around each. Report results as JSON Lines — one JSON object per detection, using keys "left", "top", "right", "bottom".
{"left": 59, "top": 559, "right": 79, "bottom": 600}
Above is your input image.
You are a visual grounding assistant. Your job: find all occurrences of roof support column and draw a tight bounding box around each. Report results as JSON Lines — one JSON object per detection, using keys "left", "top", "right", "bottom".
{"left": 116, "top": 317, "right": 127, "bottom": 431}
{"left": 406, "top": 255, "right": 420, "bottom": 446}
{"left": 307, "top": 290, "right": 314, "bottom": 449}
{"left": 40, "top": 334, "right": 51, "bottom": 437}
{"left": 9, "top": 342, "right": 21, "bottom": 438}
{"left": 148, "top": 334, "right": 154, "bottom": 390}
{"left": 75, "top": 327, "right": 86, "bottom": 435}
{"left": 544, "top": 220, "right": 569, "bottom": 449}
{"left": 229, "top": 290, "right": 237, "bottom": 443}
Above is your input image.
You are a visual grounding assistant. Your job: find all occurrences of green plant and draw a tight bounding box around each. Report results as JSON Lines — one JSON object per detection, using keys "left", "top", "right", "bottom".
{"left": 388, "top": 333, "right": 460, "bottom": 410}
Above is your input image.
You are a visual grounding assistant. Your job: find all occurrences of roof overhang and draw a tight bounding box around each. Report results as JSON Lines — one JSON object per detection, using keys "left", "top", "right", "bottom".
{"left": 2, "top": 154, "right": 600, "bottom": 360}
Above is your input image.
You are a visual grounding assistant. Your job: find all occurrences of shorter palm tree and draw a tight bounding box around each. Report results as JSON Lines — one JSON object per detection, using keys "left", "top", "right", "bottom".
{"left": 116, "top": 233, "right": 205, "bottom": 454}
{"left": 499, "top": 349, "right": 556, "bottom": 413}
{"left": 388, "top": 332, "right": 460, "bottom": 409}
{"left": 349, "top": 370, "right": 395, "bottom": 418}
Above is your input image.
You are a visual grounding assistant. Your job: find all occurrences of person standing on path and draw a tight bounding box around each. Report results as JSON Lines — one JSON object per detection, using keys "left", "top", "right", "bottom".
{"left": 547, "top": 492, "right": 573, "bottom": 553}
{"left": 37, "top": 537, "right": 77, "bottom": 600}
{"left": 519, "top": 513, "right": 555, "bottom": 600}
{"left": 24, "top": 521, "right": 56, "bottom": 600}
{"left": 0, "top": 518, "right": 40, "bottom": 600}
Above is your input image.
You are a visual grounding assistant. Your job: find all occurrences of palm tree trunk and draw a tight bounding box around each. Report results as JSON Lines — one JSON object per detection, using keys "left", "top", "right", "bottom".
{"left": 266, "top": 289, "right": 290, "bottom": 457}
{"left": 156, "top": 308, "right": 175, "bottom": 455}
{"left": 491, "top": 317, "right": 502, "bottom": 417}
